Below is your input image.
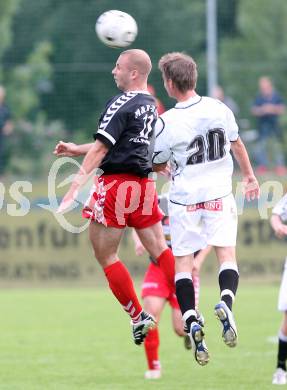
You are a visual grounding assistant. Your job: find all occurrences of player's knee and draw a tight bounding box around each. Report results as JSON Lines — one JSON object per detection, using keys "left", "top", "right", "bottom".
{"left": 148, "top": 241, "right": 168, "bottom": 260}
{"left": 143, "top": 305, "right": 160, "bottom": 321}
{"left": 93, "top": 251, "right": 118, "bottom": 268}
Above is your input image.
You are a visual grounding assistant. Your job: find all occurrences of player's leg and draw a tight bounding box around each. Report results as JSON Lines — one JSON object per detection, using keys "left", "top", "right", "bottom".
{"left": 168, "top": 202, "right": 209, "bottom": 365}
{"left": 170, "top": 304, "right": 193, "bottom": 350}
{"left": 273, "top": 262, "right": 287, "bottom": 385}
{"left": 214, "top": 246, "right": 239, "bottom": 347}
{"left": 130, "top": 180, "right": 175, "bottom": 288}
{"left": 143, "top": 296, "right": 165, "bottom": 379}
{"left": 192, "top": 246, "right": 212, "bottom": 308}
{"left": 165, "top": 280, "right": 192, "bottom": 350}
{"left": 204, "top": 195, "right": 239, "bottom": 347}
{"left": 135, "top": 221, "right": 175, "bottom": 288}
{"left": 89, "top": 221, "right": 155, "bottom": 344}
{"left": 137, "top": 221, "right": 195, "bottom": 325}
{"left": 171, "top": 307, "right": 185, "bottom": 337}
{"left": 215, "top": 247, "right": 239, "bottom": 311}
{"left": 168, "top": 285, "right": 205, "bottom": 351}
{"left": 175, "top": 254, "right": 209, "bottom": 365}
{"left": 273, "top": 312, "right": 287, "bottom": 385}
{"left": 141, "top": 262, "right": 170, "bottom": 378}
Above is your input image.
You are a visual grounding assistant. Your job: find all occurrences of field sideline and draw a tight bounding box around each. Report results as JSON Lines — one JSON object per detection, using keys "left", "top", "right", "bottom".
{"left": 0, "top": 281, "right": 281, "bottom": 389}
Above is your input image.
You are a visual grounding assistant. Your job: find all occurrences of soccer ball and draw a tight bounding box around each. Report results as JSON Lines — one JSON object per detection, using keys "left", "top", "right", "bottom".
{"left": 95, "top": 10, "right": 138, "bottom": 48}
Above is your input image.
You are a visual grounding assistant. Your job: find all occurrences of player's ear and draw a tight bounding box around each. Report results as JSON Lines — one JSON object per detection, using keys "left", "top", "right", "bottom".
{"left": 131, "top": 69, "right": 138, "bottom": 80}
{"left": 166, "top": 78, "right": 174, "bottom": 92}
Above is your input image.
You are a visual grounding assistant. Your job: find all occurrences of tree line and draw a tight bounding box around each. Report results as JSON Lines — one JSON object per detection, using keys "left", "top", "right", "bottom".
{"left": 1, "top": 0, "right": 287, "bottom": 175}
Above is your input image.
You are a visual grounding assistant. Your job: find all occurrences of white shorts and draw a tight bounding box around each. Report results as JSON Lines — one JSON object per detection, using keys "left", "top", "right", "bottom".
{"left": 169, "top": 194, "right": 238, "bottom": 256}
{"left": 278, "top": 259, "right": 287, "bottom": 311}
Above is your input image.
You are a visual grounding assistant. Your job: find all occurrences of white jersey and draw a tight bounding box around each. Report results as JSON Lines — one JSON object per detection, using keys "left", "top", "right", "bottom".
{"left": 153, "top": 95, "right": 239, "bottom": 205}
{"left": 272, "top": 193, "right": 287, "bottom": 222}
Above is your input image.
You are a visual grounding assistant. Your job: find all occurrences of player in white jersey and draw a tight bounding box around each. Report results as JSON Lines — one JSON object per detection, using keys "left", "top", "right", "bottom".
{"left": 132, "top": 193, "right": 211, "bottom": 379}
{"left": 153, "top": 52, "right": 260, "bottom": 366}
{"left": 270, "top": 194, "right": 287, "bottom": 385}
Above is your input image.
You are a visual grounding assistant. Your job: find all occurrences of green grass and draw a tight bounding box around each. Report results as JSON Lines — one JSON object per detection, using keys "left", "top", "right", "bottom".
{"left": 0, "top": 281, "right": 281, "bottom": 389}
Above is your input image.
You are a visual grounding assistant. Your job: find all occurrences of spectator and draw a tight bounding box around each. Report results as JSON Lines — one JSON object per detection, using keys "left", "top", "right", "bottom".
{"left": 0, "top": 85, "right": 13, "bottom": 178}
{"left": 211, "top": 85, "right": 239, "bottom": 117}
{"left": 147, "top": 84, "right": 166, "bottom": 115}
{"left": 251, "top": 76, "right": 286, "bottom": 175}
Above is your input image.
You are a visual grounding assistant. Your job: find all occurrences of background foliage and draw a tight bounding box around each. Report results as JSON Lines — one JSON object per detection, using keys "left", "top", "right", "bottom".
{"left": 1, "top": 0, "right": 287, "bottom": 174}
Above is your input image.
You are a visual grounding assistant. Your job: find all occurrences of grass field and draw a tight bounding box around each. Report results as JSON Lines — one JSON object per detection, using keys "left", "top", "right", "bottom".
{"left": 0, "top": 281, "right": 282, "bottom": 390}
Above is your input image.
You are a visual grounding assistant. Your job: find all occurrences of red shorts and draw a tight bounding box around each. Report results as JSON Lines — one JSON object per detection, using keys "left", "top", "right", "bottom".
{"left": 82, "top": 174, "right": 163, "bottom": 229}
{"left": 141, "top": 262, "right": 179, "bottom": 309}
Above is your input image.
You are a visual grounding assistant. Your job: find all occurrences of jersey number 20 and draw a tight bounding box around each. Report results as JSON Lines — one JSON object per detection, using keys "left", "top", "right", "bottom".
{"left": 186, "top": 128, "right": 226, "bottom": 165}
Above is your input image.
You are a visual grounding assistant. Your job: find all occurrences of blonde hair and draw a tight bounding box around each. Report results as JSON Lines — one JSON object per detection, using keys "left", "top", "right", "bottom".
{"left": 158, "top": 52, "right": 197, "bottom": 93}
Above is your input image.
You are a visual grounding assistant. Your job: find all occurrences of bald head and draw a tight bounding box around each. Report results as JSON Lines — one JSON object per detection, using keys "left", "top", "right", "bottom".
{"left": 112, "top": 49, "right": 152, "bottom": 92}
{"left": 121, "top": 49, "right": 152, "bottom": 77}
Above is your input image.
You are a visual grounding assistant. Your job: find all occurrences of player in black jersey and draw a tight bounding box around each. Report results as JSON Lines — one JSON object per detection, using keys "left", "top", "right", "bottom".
{"left": 54, "top": 49, "right": 175, "bottom": 347}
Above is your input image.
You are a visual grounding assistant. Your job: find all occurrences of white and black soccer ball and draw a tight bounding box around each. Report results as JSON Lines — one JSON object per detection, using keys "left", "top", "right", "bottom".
{"left": 95, "top": 10, "right": 138, "bottom": 48}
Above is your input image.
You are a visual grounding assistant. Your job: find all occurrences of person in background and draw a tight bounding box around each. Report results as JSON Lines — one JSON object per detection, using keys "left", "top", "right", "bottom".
{"left": 211, "top": 85, "right": 239, "bottom": 117}
{"left": 0, "top": 85, "right": 13, "bottom": 178}
{"left": 270, "top": 194, "right": 287, "bottom": 385}
{"left": 251, "top": 76, "right": 285, "bottom": 176}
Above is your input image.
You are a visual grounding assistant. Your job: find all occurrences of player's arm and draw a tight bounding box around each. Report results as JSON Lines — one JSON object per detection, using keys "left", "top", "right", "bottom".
{"left": 57, "top": 140, "right": 109, "bottom": 212}
{"left": 57, "top": 103, "right": 126, "bottom": 212}
{"left": 263, "top": 102, "right": 285, "bottom": 115}
{"left": 230, "top": 137, "right": 260, "bottom": 201}
{"left": 54, "top": 141, "right": 94, "bottom": 157}
{"left": 152, "top": 117, "right": 171, "bottom": 172}
{"left": 251, "top": 104, "right": 263, "bottom": 117}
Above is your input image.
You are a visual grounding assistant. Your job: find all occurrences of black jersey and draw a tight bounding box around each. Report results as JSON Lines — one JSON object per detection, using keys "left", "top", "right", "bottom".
{"left": 94, "top": 91, "right": 158, "bottom": 177}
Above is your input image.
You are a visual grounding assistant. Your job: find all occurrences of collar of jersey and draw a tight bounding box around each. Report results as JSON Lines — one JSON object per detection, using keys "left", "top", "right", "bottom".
{"left": 126, "top": 90, "right": 151, "bottom": 95}
{"left": 175, "top": 95, "right": 202, "bottom": 109}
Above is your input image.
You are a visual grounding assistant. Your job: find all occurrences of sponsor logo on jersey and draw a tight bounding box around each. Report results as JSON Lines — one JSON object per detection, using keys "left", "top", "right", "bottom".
{"left": 134, "top": 104, "right": 156, "bottom": 118}
{"left": 186, "top": 199, "right": 223, "bottom": 212}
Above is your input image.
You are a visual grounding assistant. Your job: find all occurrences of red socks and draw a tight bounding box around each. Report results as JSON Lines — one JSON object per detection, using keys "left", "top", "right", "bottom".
{"left": 104, "top": 260, "right": 142, "bottom": 321}
{"left": 156, "top": 248, "right": 175, "bottom": 288}
{"left": 144, "top": 327, "right": 160, "bottom": 370}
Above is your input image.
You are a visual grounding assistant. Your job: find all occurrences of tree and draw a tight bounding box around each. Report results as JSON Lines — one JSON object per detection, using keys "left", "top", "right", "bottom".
{"left": 4, "top": 0, "right": 208, "bottom": 133}
{"left": 219, "top": 0, "right": 287, "bottom": 122}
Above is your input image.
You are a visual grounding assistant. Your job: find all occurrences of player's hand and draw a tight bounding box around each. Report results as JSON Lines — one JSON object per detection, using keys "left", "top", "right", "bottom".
{"left": 271, "top": 215, "right": 287, "bottom": 239}
{"left": 158, "top": 164, "right": 171, "bottom": 178}
{"left": 57, "top": 186, "right": 79, "bottom": 213}
{"left": 242, "top": 175, "right": 260, "bottom": 201}
{"left": 274, "top": 224, "right": 287, "bottom": 239}
{"left": 54, "top": 141, "right": 79, "bottom": 157}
